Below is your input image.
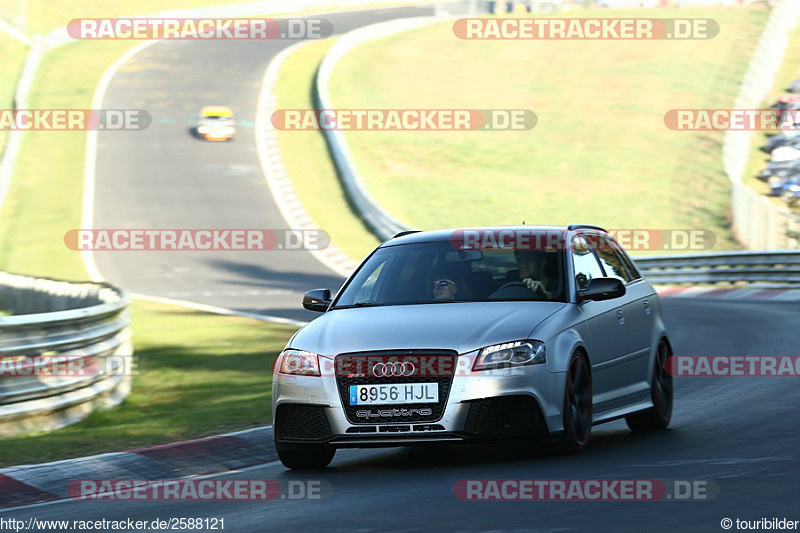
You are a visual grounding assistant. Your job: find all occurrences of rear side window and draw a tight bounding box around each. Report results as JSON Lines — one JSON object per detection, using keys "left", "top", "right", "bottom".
{"left": 606, "top": 237, "right": 641, "bottom": 281}
{"left": 593, "top": 236, "right": 633, "bottom": 283}
{"left": 571, "top": 236, "right": 604, "bottom": 290}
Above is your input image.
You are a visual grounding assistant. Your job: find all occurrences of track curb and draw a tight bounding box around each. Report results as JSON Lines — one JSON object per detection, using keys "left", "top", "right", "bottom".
{"left": 0, "top": 427, "right": 274, "bottom": 509}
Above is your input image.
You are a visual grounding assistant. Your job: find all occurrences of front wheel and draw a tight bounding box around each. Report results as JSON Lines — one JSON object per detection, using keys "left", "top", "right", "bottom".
{"left": 277, "top": 446, "right": 335, "bottom": 470}
{"left": 554, "top": 354, "right": 592, "bottom": 454}
{"left": 626, "top": 340, "right": 673, "bottom": 431}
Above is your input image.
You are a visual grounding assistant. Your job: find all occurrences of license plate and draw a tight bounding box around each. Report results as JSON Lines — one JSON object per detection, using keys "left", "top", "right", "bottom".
{"left": 349, "top": 383, "right": 438, "bottom": 405}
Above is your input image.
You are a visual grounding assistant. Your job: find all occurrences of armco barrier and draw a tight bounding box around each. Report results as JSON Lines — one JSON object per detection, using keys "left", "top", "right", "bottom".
{"left": 634, "top": 250, "right": 800, "bottom": 288}
{"left": 0, "top": 272, "right": 131, "bottom": 437}
{"left": 314, "top": 16, "right": 445, "bottom": 240}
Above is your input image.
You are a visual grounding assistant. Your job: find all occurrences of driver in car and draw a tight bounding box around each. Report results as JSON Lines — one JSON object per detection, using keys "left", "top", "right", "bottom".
{"left": 515, "top": 250, "right": 556, "bottom": 299}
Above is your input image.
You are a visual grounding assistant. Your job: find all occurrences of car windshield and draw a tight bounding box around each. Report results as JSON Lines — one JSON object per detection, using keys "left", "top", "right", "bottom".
{"left": 334, "top": 241, "right": 566, "bottom": 308}
{"left": 203, "top": 115, "right": 232, "bottom": 121}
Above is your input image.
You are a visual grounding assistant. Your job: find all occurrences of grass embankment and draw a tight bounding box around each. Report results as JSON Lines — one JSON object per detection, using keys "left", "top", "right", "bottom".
{"left": 0, "top": 38, "right": 297, "bottom": 465}
{"left": 274, "top": 39, "right": 381, "bottom": 261}
{"left": 321, "top": 8, "right": 771, "bottom": 252}
{"left": 0, "top": 33, "right": 27, "bottom": 152}
{"left": 23, "top": 0, "right": 252, "bottom": 35}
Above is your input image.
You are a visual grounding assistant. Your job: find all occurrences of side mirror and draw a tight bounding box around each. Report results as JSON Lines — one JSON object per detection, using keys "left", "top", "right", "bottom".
{"left": 302, "top": 289, "right": 332, "bottom": 312}
{"left": 577, "top": 277, "right": 626, "bottom": 303}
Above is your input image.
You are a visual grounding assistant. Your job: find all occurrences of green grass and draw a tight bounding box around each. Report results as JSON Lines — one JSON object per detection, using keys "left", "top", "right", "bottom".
{"left": 324, "top": 7, "right": 771, "bottom": 252}
{"left": 0, "top": 38, "right": 299, "bottom": 463}
{"left": 0, "top": 40, "right": 135, "bottom": 278}
{"left": 14, "top": 0, "right": 261, "bottom": 36}
{"left": 275, "top": 39, "right": 381, "bottom": 261}
{"left": 0, "top": 299, "right": 294, "bottom": 467}
{"left": 0, "top": 33, "right": 27, "bottom": 153}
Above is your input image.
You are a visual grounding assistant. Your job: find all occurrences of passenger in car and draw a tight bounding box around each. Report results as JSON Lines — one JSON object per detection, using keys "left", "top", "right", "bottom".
{"left": 432, "top": 278, "right": 458, "bottom": 300}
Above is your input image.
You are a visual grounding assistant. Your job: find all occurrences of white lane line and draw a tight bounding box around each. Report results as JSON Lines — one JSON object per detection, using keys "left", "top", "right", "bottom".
{"left": 131, "top": 293, "right": 307, "bottom": 326}
{"left": 82, "top": 40, "right": 159, "bottom": 283}
{"left": 254, "top": 40, "right": 358, "bottom": 279}
{"left": 79, "top": 40, "right": 313, "bottom": 327}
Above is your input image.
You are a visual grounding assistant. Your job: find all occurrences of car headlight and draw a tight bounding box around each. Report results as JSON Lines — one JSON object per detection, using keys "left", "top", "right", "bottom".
{"left": 278, "top": 349, "right": 320, "bottom": 376}
{"left": 472, "top": 340, "right": 546, "bottom": 371}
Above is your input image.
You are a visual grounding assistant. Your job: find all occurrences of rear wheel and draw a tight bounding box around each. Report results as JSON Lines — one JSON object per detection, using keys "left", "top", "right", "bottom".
{"left": 276, "top": 446, "right": 335, "bottom": 470}
{"left": 554, "top": 354, "right": 592, "bottom": 454}
{"left": 626, "top": 340, "right": 673, "bottom": 431}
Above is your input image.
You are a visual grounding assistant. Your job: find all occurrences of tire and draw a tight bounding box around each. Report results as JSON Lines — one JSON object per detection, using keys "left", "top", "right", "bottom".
{"left": 277, "top": 446, "right": 335, "bottom": 470}
{"left": 626, "top": 340, "right": 673, "bottom": 432}
{"left": 554, "top": 353, "right": 592, "bottom": 454}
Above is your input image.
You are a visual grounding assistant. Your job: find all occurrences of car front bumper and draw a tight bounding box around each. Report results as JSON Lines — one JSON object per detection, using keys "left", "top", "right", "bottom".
{"left": 272, "top": 356, "right": 567, "bottom": 450}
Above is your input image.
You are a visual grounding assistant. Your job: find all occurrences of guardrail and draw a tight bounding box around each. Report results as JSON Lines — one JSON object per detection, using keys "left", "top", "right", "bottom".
{"left": 634, "top": 250, "right": 800, "bottom": 287}
{"left": 0, "top": 272, "right": 132, "bottom": 437}
{"left": 314, "top": 16, "right": 446, "bottom": 240}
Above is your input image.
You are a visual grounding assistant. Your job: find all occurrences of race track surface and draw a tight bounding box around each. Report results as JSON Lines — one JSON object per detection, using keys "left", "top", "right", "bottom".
{"left": 5, "top": 299, "right": 799, "bottom": 531}
{"left": 73, "top": 5, "right": 800, "bottom": 530}
{"left": 92, "top": 6, "right": 437, "bottom": 321}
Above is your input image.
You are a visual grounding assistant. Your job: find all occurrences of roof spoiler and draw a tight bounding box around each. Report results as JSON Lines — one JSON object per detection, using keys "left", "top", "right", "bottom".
{"left": 567, "top": 224, "right": 607, "bottom": 232}
{"left": 392, "top": 230, "right": 421, "bottom": 239}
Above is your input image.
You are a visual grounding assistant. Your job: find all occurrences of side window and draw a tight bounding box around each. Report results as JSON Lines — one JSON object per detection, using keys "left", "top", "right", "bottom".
{"left": 571, "top": 236, "right": 604, "bottom": 290}
{"left": 594, "top": 237, "right": 633, "bottom": 283}
{"left": 352, "top": 260, "right": 387, "bottom": 302}
{"left": 607, "top": 238, "right": 642, "bottom": 281}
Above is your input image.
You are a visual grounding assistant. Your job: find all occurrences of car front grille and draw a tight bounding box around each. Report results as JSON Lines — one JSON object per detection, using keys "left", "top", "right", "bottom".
{"left": 335, "top": 351, "right": 458, "bottom": 424}
{"left": 463, "top": 395, "right": 548, "bottom": 437}
{"left": 274, "top": 404, "right": 332, "bottom": 441}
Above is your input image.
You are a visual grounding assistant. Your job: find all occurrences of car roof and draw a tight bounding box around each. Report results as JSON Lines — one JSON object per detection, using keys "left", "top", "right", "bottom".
{"left": 381, "top": 225, "right": 608, "bottom": 247}
{"left": 200, "top": 106, "right": 234, "bottom": 117}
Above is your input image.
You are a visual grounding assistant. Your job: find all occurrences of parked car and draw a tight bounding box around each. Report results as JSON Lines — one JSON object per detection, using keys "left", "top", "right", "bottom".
{"left": 768, "top": 175, "right": 800, "bottom": 196}
{"left": 758, "top": 159, "right": 800, "bottom": 181}
{"left": 770, "top": 146, "right": 800, "bottom": 162}
{"left": 760, "top": 130, "right": 800, "bottom": 153}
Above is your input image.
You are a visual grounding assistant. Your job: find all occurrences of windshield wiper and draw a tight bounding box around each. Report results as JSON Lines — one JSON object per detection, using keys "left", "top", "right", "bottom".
{"left": 333, "top": 302, "right": 387, "bottom": 309}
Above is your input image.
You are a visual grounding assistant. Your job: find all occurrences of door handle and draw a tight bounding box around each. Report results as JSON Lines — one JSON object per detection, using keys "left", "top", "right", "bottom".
{"left": 643, "top": 300, "right": 651, "bottom": 315}
{"left": 616, "top": 309, "right": 625, "bottom": 325}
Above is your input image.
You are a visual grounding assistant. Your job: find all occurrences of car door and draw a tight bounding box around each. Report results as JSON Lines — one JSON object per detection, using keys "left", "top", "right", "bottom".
{"left": 592, "top": 236, "right": 653, "bottom": 404}
{"left": 571, "top": 234, "right": 628, "bottom": 410}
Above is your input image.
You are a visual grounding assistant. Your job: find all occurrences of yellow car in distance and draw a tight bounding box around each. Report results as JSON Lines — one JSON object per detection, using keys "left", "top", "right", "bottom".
{"left": 197, "top": 106, "right": 236, "bottom": 141}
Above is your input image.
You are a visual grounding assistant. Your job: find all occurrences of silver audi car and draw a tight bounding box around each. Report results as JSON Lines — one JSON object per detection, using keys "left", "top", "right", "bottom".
{"left": 272, "top": 225, "right": 673, "bottom": 469}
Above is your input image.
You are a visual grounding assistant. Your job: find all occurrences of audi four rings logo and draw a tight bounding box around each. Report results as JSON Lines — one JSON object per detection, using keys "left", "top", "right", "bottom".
{"left": 372, "top": 362, "right": 416, "bottom": 377}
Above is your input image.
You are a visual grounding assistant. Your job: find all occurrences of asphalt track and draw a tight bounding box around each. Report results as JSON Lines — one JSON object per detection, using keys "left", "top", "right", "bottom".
{"left": 3, "top": 298, "right": 799, "bottom": 531}
{"left": 92, "top": 5, "right": 448, "bottom": 321}
{"left": 73, "top": 4, "right": 799, "bottom": 531}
